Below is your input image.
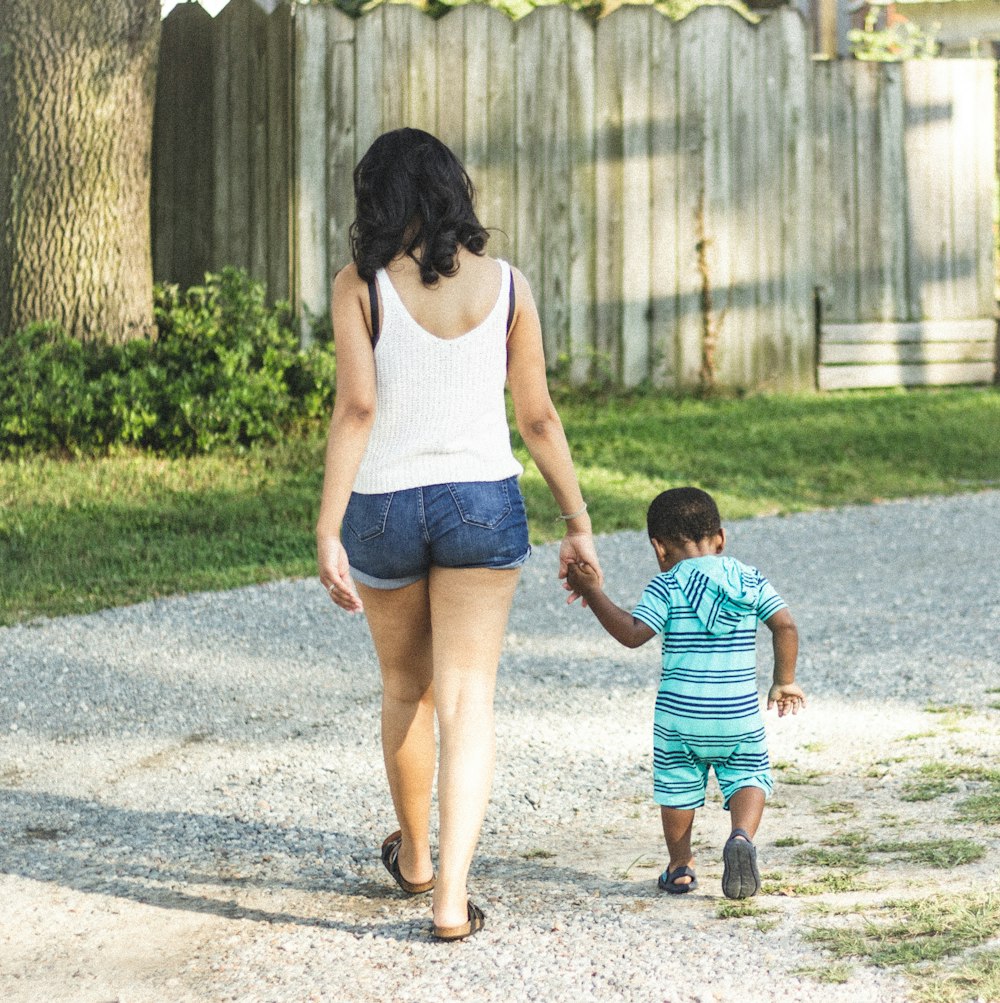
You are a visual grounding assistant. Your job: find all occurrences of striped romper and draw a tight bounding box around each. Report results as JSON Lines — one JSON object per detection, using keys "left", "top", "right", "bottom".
{"left": 631, "top": 555, "right": 787, "bottom": 810}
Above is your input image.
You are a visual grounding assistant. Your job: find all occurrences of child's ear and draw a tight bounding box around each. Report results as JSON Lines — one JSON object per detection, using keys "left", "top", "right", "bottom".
{"left": 650, "top": 537, "right": 668, "bottom": 563}
{"left": 714, "top": 527, "right": 726, "bottom": 554}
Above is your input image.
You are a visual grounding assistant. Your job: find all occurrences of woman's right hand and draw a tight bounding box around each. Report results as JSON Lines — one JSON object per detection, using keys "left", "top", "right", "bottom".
{"left": 317, "top": 534, "right": 364, "bottom": 613}
{"left": 559, "top": 532, "right": 603, "bottom": 606}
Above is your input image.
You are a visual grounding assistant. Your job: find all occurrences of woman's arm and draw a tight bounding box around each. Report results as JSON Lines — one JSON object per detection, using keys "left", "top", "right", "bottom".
{"left": 506, "top": 267, "right": 602, "bottom": 601}
{"left": 316, "top": 265, "right": 377, "bottom": 613}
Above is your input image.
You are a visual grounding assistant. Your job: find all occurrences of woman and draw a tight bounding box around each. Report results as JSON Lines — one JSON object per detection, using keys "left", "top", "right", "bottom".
{"left": 316, "top": 128, "right": 601, "bottom": 941}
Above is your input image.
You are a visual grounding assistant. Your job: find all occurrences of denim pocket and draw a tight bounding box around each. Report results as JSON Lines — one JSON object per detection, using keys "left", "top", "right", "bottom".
{"left": 446, "top": 479, "right": 512, "bottom": 529}
{"left": 343, "top": 491, "right": 394, "bottom": 542}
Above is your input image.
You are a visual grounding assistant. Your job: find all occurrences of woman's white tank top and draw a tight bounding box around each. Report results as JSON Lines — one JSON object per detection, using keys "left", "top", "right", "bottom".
{"left": 352, "top": 259, "right": 524, "bottom": 494}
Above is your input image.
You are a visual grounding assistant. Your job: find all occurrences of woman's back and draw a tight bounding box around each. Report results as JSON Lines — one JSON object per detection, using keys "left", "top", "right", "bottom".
{"left": 379, "top": 249, "right": 504, "bottom": 341}
{"left": 352, "top": 249, "right": 523, "bottom": 494}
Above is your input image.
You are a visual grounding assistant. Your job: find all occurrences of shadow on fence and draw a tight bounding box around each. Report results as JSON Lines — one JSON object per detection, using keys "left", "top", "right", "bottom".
{"left": 152, "top": 0, "right": 998, "bottom": 391}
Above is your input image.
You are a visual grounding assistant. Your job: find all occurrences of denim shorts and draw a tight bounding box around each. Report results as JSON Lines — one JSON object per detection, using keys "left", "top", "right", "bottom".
{"left": 342, "top": 476, "right": 531, "bottom": 589}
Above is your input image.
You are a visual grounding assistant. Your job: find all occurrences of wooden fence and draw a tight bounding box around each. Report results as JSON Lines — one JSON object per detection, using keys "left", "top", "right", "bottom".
{"left": 152, "top": 0, "right": 998, "bottom": 391}
{"left": 813, "top": 61, "right": 998, "bottom": 389}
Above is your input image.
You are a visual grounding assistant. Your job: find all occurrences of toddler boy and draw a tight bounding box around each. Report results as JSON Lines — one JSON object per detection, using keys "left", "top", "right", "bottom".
{"left": 566, "top": 486, "right": 803, "bottom": 899}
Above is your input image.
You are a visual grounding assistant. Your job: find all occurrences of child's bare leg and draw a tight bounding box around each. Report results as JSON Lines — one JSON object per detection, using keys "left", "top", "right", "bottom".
{"left": 727, "top": 787, "right": 765, "bottom": 840}
{"left": 722, "top": 786, "right": 765, "bottom": 898}
{"left": 660, "top": 806, "right": 696, "bottom": 884}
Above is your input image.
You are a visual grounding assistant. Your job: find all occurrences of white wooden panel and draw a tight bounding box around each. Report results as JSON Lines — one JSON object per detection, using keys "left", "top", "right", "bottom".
{"left": 822, "top": 319, "right": 996, "bottom": 343}
{"left": 619, "top": 7, "right": 653, "bottom": 388}
{"left": 649, "top": 13, "right": 679, "bottom": 388}
{"left": 567, "top": 10, "right": 596, "bottom": 384}
{"left": 594, "top": 12, "right": 624, "bottom": 377}
{"left": 674, "top": 9, "right": 708, "bottom": 390}
{"left": 725, "top": 14, "right": 758, "bottom": 389}
{"left": 294, "top": 5, "right": 328, "bottom": 330}
{"left": 404, "top": 6, "right": 437, "bottom": 134}
{"left": 698, "top": 7, "right": 731, "bottom": 391}
{"left": 875, "top": 65, "right": 908, "bottom": 322}
{"left": 354, "top": 9, "right": 383, "bottom": 157}
{"left": 777, "top": 8, "right": 814, "bottom": 388}
{"left": 820, "top": 340, "right": 995, "bottom": 366}
{"left": 326, "top": 9, "right": 356, "bottom": 284}
{"left": 514, "top": 9, "right": 546, "bottom": 346}
{"left": 436, "top": 10, "right": 466, "bottom": 155}
{"left": 818, "top": 361, "right": 995, "bottom": 390}
{"left": 904, "top": 62, "right": 957, "bottom": 321}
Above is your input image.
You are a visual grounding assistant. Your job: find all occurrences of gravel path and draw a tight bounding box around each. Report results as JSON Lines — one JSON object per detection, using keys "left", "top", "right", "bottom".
{"left": 1, "top": 492, "right": 998, "bottom": 1003}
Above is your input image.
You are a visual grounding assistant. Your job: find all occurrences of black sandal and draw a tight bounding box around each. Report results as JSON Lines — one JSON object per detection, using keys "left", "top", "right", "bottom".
{"left": 722, "top": 828, "right": 761, "bottom": 900}
{"left": 432, "top": 900, "right": 485, "bottom": 942}
{"left": 658, "top": 865, "right": 699, "bottom": 894}
{"left": 380, "top": 831, "right": 435, "bottom": 895}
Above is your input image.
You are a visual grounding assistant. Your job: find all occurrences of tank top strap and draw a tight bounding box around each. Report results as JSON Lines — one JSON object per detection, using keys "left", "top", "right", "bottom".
{"left": 373, "top": 267, "right": 402, "bottom": 318}
{"left": 498, "top": 260, "right": 514, "bottom": 333}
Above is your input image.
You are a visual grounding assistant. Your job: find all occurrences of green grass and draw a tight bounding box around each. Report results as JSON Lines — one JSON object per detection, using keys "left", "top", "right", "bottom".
{"left": 956, "top": 793, "right": 1000, "bottom": 825}
{"left": 899, "top": 763, "right": 1000, "bottom": 814}
{"left": 792, "top": 962, "right": 854, "bottom": 985}
{"left": 923, "top": 703, "right": 976, "bottom": 717}
{"left": 910, "top": 948, "right": 1000, "bottom": 1003}
{"left": 900, "top": 762, "right": 1000, "bottom": 803}
{"left": 797, "top": 837, "right": 984, "bottom": 870}
{"left": 521, "top": 848, "right": 556, "bottom": 860}
{"left": 715, "top": 899, "right": 773, "bottom": 919}
{"left": 816, "top": 801, "right": 857, "bottom": 815}
{"left": 806, "top": 892, "right": 1000, "bottom": 967}
{"left": 3, "top": 386, "right": 999, "bottom": 624}
{"left": 898, "top": 731, "right": 939, "bottom": 742}
{"left": 900, "top": 779, "right": 959, "bottom": 802}
{"left": 763, "top": 871, "right": 878, "bottom": 896}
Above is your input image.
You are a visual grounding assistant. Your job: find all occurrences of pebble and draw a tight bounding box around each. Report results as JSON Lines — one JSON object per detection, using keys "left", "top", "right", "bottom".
{"left": 0, "top": 492, "right": 998, "bottom": 1002}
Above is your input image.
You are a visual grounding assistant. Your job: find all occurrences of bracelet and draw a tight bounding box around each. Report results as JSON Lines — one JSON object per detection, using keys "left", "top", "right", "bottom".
{"left": 557, "top": 502, "right": 588, "bottom": 521}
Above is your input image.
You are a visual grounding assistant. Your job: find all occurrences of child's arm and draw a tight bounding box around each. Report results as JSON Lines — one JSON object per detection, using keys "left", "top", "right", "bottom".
{"left": 763, "top": 608, "right": 804, "bottom": 717}
{"left": 565, "top": 562, "right": 656, "bottom": 649}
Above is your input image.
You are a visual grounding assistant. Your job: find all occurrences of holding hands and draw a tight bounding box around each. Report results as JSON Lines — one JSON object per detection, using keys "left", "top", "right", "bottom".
{"left": 560, "top": 544, "right": 603, "bottom": 606}
{"left": 564, "top": 559, "right": 602, "bottom": 604}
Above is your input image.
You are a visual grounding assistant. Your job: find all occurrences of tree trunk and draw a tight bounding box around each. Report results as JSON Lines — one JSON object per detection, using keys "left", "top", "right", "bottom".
{"left": 0, "top": 0, "right": 160, "bottom": 342}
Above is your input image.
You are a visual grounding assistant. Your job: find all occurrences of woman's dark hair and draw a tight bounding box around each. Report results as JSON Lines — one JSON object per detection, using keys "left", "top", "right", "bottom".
{"left": 647, "top": 487, "right": 722, "bottom": 544}
{"left": 350, "top": 128, "right": 489, "bottom": 285}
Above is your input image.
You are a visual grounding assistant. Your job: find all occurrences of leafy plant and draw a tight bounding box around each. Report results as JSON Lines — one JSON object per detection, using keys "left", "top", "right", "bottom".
{"left": 0, "top": 269, "right": 335, "bottom": 458}
{"left": 848, "top": 7, "right": 939, "bottom": 61}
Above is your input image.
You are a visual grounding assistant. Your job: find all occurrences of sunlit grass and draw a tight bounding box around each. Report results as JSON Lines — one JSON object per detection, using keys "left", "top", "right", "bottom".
{"left": 796, "top": 837, "right": 984, "bottom": 870}
{"left": 806, "top": 892, "right": 1000, "bottom": 967}
{"left": 3, "top": 386, "right": 999, "bottom": 624}
{"left": 910, "top": 948, "right": 1000, "bottom": 1003}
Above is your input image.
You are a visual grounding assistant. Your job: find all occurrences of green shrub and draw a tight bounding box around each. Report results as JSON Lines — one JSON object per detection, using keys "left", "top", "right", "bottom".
{"left": 0, "top": 268, "right": 335, "bottom": 458}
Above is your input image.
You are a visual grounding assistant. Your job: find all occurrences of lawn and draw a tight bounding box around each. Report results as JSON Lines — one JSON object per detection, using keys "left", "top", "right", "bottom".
{"left": 1, "top": 386, "right": 998, "bottom": 625}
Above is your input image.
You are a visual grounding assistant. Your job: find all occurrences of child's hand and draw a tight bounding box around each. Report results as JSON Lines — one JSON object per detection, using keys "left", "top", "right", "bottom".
{"left": 767, "top": 683, "right": 806, "bottom": 717}
{"left": 565, "top": 560, "right": 601, "bottom": 602}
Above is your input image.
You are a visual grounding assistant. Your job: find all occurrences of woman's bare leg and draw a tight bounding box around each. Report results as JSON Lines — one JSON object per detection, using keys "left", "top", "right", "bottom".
{"left": 357, "top": 578, "right": 436, "bottom": 887}
{"left": 427, "top": 566, "right": 520, "bottom": 929}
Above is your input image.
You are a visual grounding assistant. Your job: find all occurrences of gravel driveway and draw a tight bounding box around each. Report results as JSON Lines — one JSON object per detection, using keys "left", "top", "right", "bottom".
{"left": 1, "top": 492, "right": 998, "bottom": 1002}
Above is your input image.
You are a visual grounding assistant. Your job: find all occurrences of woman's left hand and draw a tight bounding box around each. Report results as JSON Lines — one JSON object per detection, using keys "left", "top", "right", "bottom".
{"left": 318, "top": 535, "right": 364, "bottom": 613}
{"left": 559, "top": 532, "right": 603, "bottom": 606}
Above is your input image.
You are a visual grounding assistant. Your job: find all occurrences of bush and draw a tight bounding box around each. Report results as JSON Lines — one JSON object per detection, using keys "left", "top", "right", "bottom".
{"left": 0, "top": 268, "right": 335, "bottom": 457}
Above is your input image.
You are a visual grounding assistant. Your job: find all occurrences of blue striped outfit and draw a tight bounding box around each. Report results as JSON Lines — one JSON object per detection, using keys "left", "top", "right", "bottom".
{"left": 631, "top": 555, "right": 787, "bottom": 810}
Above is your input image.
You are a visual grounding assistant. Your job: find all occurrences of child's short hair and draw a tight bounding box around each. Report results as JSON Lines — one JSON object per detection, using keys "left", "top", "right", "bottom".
{"left": 647, "top": 487, "right": 721, "bottom": 543}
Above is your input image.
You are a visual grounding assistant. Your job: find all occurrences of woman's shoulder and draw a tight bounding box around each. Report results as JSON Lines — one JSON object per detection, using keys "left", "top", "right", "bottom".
{"left": 334, "top": 262, "right": 367, "bottom": 288}
{"left": 332, "top": 263, "right": 374, "bottom": 308}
